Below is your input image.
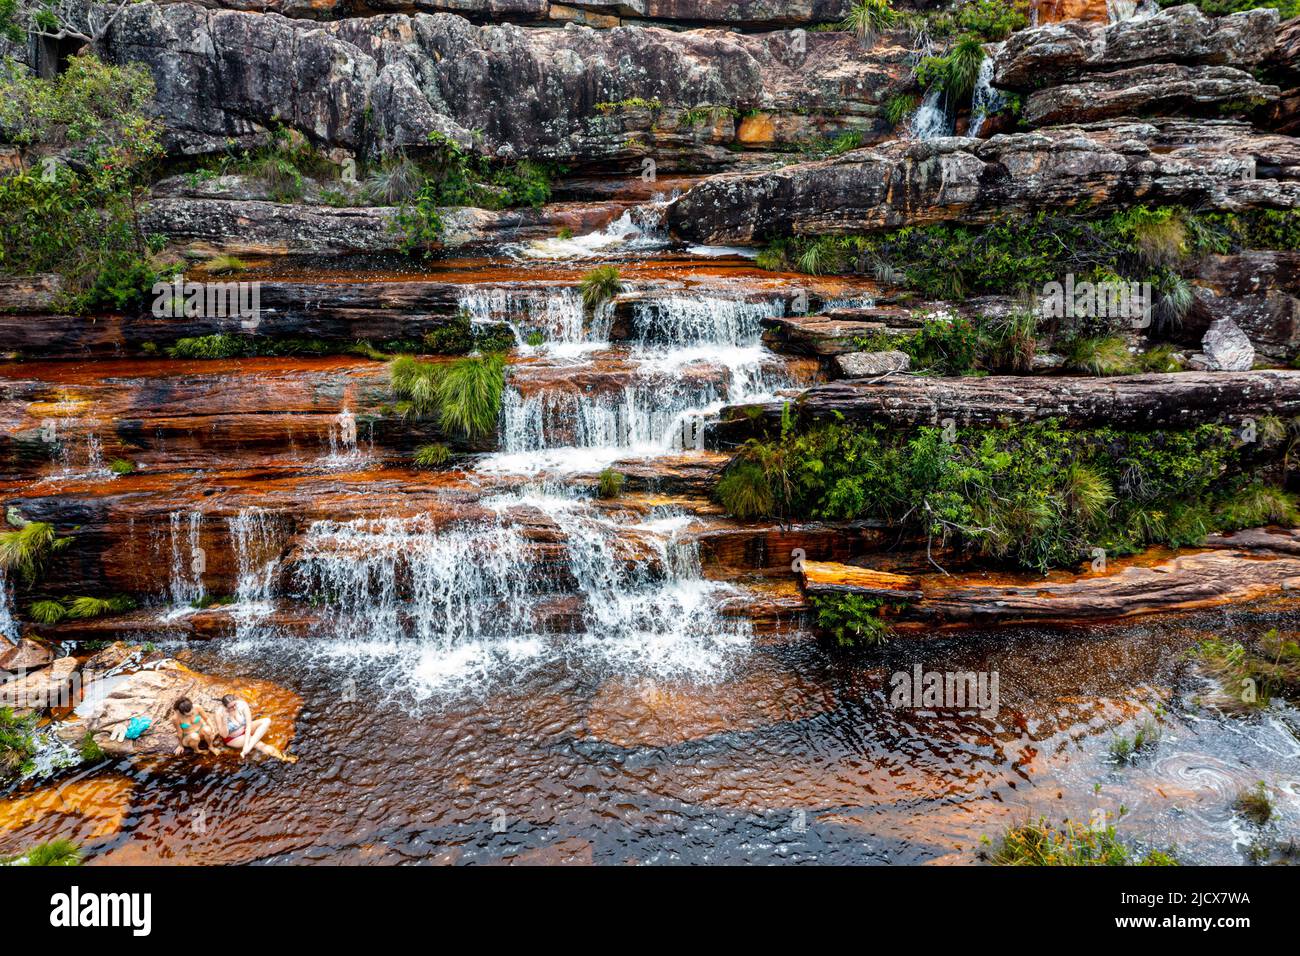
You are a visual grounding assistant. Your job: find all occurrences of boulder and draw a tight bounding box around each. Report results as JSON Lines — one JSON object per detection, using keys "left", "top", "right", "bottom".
{"left": 834, "top": 349, "right": 911, "bottom": 377}
{"left": 1201, "top": 317, "right": 1256, "bottom": 371}
{"left": 666, "top": 120, "right": 1300, "bottom": 244}
{"left": 0, "top": 657, "right": 78, "bottom": 715}
{"left": 1189, "top": 251, "right": 1300, "bottom": 363}
{"left": 993, "top": 6, "right": 1279, "bottom": 91}
{"left": 0, "top": 638, "right": 55, "bottom": 674}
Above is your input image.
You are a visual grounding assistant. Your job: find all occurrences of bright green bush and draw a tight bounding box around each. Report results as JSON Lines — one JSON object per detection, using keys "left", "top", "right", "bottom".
{"left": 0, "top": 54, "right": 169, "bottom": 312}
{"left": 717, "top": 419, "right": 1267, "bottom": 572}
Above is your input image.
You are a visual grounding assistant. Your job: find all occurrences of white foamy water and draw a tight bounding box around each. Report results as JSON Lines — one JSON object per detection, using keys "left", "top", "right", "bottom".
{"left": 968, "top": 46, "right": 1005, "bottom": 139}
{"left": 480, "top": 296, "right": 790, "bottom": 474}
{"left": 221, "top": 492, "right": 750, "bottom": 702}
{"left": 511, "top": 200, "right": 671, "bottom": 260}
{"left": 908, "top": 87, "right": 950, "bottom": 141}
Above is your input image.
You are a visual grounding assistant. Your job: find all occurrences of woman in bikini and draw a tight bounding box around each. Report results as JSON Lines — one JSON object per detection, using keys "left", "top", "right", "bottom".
{"left": 219, "top": 694, "right": 276, "bottom": 761}
{"left": 171, "top": 697, "right": 219, "bottom": 755}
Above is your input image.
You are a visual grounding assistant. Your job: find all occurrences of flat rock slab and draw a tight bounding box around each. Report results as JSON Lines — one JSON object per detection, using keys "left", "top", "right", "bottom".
{"left": 799, "top": 560, "right": 923, "bottom": 601}
{"left": 708, "top": 370, "right": 1300, "bottom": 445}
{"left": 910, "top": 547, "right": 1300, "bottom": 627}
{"left": 56, "top": 658, "right": 300, "bottom": 760}
{"left": 0, "top": 657, "right": 77, "bottom": 715}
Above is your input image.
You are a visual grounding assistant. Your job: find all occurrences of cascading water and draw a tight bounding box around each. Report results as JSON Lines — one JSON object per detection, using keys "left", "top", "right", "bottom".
{"left": 0, "top": 568, "right": 18, "bottom": 645}
{"left": 165, "top": 511, "right": 205, "bottom": 611}
{"left": 229, "top": 506, "right": 286, "bottom": 632}
{"left": 457, "top": 287, "right": 610, "bottom": 354}
{"left": 968, "top": 45, "right": 1006, "bottom": 138}
{"left": 511, "top": 197, "right": 672, "bottom": 260}
{"left": 907, "top": 87, "right": 950, "bottom": 140}
{"left": 484, "top": 295, "right": 789, "bottom": 474}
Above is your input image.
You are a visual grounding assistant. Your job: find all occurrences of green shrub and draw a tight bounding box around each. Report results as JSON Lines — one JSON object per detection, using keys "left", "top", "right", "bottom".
{"left": 716, "top": 419, "right": 1256, "bottom": 572}
{"left": 579, "top": 266, "right": 623, "bottom": 311}
{"left": 434, "top": 354, "right": 506, "bottom": 439}
{"left": 956, "top": 0, "right": 1029, "bottom": 41}
{"left": 108, "top": 458, "right": 135, "bottom": 476}
{"left": 1065, "top": 336, "right": 1136, "bottom": 376}
{"left": 916, "top": 34, "right": 987, "bottom": 104}
{"left": 0, "top": 521, "right": 70, "bottom": 585}
{"left": 0, "top": 54, "right": 169, "bottom": 313}
{"left": 989, "top": 817, "right": 1177, "bottom": 866}
{"left": 204, "top": 254, "right": 248, "bottom": 276}
{"left": 29, "top": 599, "right": 66, "bottom": 624}
{"left": 884, "top": 92, "right": 920, "bottom": 127}
{"left": 810, "top": 593, "right": 893, "bottom": 647}
{"left": 422, "top": 314, "right": 477, "bottom": 355}
{"left": 841, "top": 0, "right": 898, "bottom": 41}
{"left": 0, "top": 838, "right": 82, "bottom": 866}
{"left": 0, "top": 707, "right": 38, "bottom": 785}
{"left": 61, "top": 595, "right": 137, "bottom": 620}
{"left": 413, "top": 443, "right": 451, "bottom": 468}
{"left": 597, "top": 468, "right": 625, "bottom": 499}
{"left": 363, "top": 152, "right": 423, "bottom": 205}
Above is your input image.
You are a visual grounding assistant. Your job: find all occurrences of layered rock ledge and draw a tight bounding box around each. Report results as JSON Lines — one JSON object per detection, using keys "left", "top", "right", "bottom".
{"left": 666, "top": 120, "right": 1300, "bottom": 244}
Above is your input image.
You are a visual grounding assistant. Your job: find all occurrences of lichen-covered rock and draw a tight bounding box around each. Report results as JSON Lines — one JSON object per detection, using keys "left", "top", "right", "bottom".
{"left": 156, "top": 0, "right": 853, "bottom": 27}
{"left": 92, "top": 3, "right": 905, "bottom": 168}
{"left": 993, "top": 5, "right": 1279, "bottom": 91}
{"left": 1190, "top": 251, "right": 1300, "bottom": 363}
{"left": 666, "top": 120, "right": 1300, "bottom": 244}
{"left": 834, "top": 350, "right": 911, "bottom": 377}
{"left": 1201, "top": 317, "right": 1256, "bottom": 371}
{"left": 1022, "top": 64, "right": 1278, "bottom": 127}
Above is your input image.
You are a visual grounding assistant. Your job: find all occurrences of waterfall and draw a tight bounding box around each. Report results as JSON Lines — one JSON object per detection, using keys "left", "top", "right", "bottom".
{"left": 291, "top": 515, "right": 537, "bottom": 645}
{"left": 487, "top": 492, "right": 752, "bottom": 674}
{"left": 485, "top": 295, "right": 790, "bottom": 473}
{"left": 968, "top": 45, "right": 1006, "bottom": 138}
{"left": 166, "top": 511, "right": 205, "bottom": 608}
{"left": 457, "top": 287, "right": 608, "bottom": 352}
{"left": 229, "top": 506, "right": 286, "bottom": 631}
{"left": 512, "top": 197, "right": 671, "bottom": 260}
{"left": 907, "top": 87, "right": 950, "bottom": 140}
{"left": 0, "top": 569, "right": 18, "bottom": 646}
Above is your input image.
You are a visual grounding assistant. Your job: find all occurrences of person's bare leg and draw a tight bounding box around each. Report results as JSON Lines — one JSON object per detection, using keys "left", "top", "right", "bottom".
{"left": 241, "top": 717, "right": 271, "bottom": 758}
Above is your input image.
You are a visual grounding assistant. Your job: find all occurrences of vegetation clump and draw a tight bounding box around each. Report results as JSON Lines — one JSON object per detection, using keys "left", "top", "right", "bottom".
{"left": 809, "top": 593, "right": 897, "bottom": 647}
{"left": 0, "top": 707, "right": 38, "bottom": 786}
{"left": 987, "top": 817, "right": 1178, "bottom": 866}
{"left": 0, "top": 521, "right": 71, "bottom": 585}
{"left": 1190, "top": 628, "right": 1300, "bottom": 711}
{"left": 0, "top": 54, "right": 172, "bottom": 312}
{"left": 596, "top": 468, "right": 625, "bottom": 499}
{"left": 0, "top": 838, "right": 82, "bottom": 866}
{"left": 716, "top": 418, "right": 1290, "bottom": 573}
{"left": 1109, "top": 715, "right": 1163, "bottom": 764}
{"left": 1234, "top": 781, "right": 1273, "bottom": 825}
{"left": 395, "top": 132, "right": 557, "bottom": 251}
{"left": 413, "top": 443, "right": 452, "bottom": 469}
{"left": 389, "top": 353, "right": 506, "bottom": 440}
{"left": 579, "top": 266, "right": 623, "bottom": 311}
